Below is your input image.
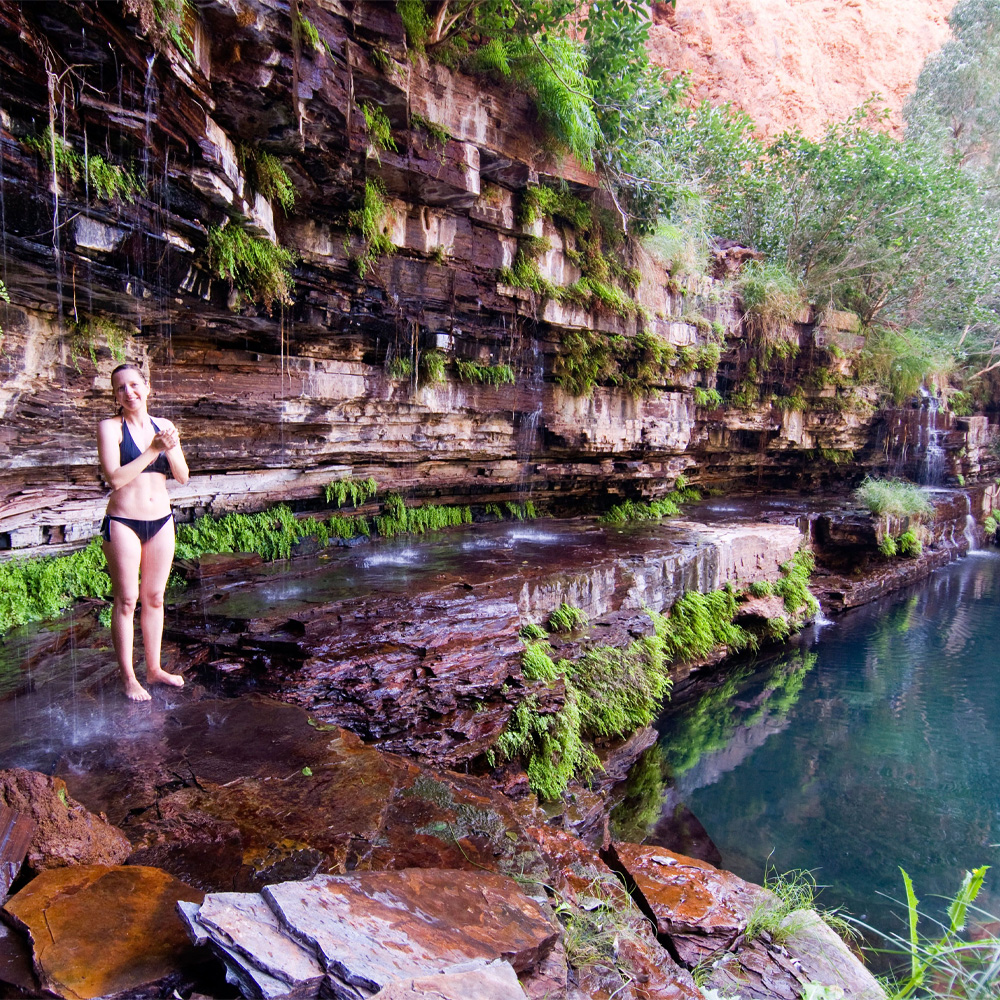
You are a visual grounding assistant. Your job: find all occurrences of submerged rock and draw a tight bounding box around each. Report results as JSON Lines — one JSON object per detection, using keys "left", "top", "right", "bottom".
{"left": 0, "top": 768, "right": 130, "bottom": 874}
{"left": 3, "top": 864, "right": 205, "bottom": 1000}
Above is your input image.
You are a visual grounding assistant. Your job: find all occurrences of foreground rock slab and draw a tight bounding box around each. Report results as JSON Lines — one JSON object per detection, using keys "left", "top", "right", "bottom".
{"left": 181, "top": 868, "right": 558, "bottom": 1000}
{"left": 369, "top": 959, "right": 528, "bottom": 999}
{"left": 3, "top": 864, "right": 204, "bottom": 1000}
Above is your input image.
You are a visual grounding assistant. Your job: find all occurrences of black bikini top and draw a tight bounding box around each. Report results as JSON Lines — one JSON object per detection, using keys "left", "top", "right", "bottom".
{"left": 120, "top": 417, "right": 172, "bottom": 477}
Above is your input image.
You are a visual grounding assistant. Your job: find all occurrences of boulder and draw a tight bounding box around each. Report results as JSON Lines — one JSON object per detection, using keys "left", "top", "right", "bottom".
{"left": 606, "top": 843, "right": 770, "bottom": 965}
{"left": 0, "top": 769, "right": 131, "bottom": 873}
{"left": 3, "top": 864, "right": 204, "bottom": 1000}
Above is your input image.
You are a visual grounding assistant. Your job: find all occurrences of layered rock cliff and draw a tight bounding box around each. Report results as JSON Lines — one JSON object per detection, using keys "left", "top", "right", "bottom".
{"left": 0, "top": 0, "right": 993, "bottom": 557}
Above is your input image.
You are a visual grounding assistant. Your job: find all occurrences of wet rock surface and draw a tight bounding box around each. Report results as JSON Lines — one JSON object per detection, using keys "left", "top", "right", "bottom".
{"left": 0, "top": 768, "right": 130, "bottom": 874}
{"left": 368, "top": 960, "right": 527, "bottom": 1000}
{"left": 3, "top": 864, "right": 205, "bottom": 1000}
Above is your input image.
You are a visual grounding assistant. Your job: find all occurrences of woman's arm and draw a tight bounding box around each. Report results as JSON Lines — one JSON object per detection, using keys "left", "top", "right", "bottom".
{"left": 154, "top": 419, "right": 190, "bottom": 486}
{"left": 97, "top": 418, "right": 163, "bottom": 491}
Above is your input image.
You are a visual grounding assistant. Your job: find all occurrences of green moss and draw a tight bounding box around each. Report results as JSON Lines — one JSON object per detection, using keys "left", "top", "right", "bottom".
{"left": 69, "top": 315, "right": 133, "bottom": 372}
{"left": 522, "top": 640, "right": 559, "bottom": 682}
{"left": 520, "top": 184, "right": 592, "bottom": 229}
{"left": 207, "top": 224, "right": 296, "bottom": 309}
{"left": 396, "top": 0, "right": 430, "bottom": 51}
{"left": 547, "top": 602, "right": 589, "bottom": 633}
{"left": 455, "top": 359, "right": 516, "bottom": 386}
{"left": 650, "top": 587, "right": 754, "bottom": 663}
{"left": 324, "top": 476, "right": 377, "bottom": 509}
{"left": 0, "top": 539, "right": 111, "bottom": 635}
{"left": 600, "top": 483, "right": 699, "bottom": 525}
{"left": 297, "top": 12, "right": 320, "bottom": 51}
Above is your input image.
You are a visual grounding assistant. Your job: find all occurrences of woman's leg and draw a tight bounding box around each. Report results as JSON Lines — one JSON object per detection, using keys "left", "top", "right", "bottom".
{"left": 102, "top": 521, "right": 148, "bottom": 701}
{"left": 139, "top": 519, "right": 183, "bottom": 688}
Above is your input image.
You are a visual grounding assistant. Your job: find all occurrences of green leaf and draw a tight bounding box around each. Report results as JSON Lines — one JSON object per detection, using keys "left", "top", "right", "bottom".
{"left": 301, "top": 766, "right": 313, "bottom": 776}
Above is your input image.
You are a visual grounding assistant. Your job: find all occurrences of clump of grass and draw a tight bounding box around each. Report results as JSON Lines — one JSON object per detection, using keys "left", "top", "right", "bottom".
{"left": 410, "top": 112, "right": 449, "bottom": 146}
{"left": 418, "top": 349, "right": 447, "bottom": 386}
{"left": 240, "top": 147, "right": 296, "bottom": 213}
{"left": 547, "top": 602, "right": 589, "bottom": 633}
{"left": 746, "top": 867, "right": 854, "bottom": 945}
{"left": 25, "top": 127, "right": 142, "bottom": 202}
{"left": 348, "top": 178, "right": 396, "bottom": 277}
{"left": 455, "top": 359, "right": 516, "bottom": 386}
{"left": 855, "top": 477, "right": 933, "bottom": 519}
{"left": 207, "top": 223, "right": 296, "bottom": 309}
{"left": 387, "top": 356, "right": 413, "bottom": 379}
{"left": 736, "top": 260, "right": 805, "bottom": 357}
{"left": 324, "top": 476, "right": 377, "bottom": 508}
{"left": 360, "top": 102, "right": 398, "bottom": 162}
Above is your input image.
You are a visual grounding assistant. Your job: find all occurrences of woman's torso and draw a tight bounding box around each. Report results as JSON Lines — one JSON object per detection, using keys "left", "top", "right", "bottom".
{"left": 104, "top": 415, "right": 172, "bottom": 519}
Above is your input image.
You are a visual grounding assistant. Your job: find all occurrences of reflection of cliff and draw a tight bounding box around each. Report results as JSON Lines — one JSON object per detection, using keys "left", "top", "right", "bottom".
{"left": 648, "top": 0, "right": 955, "bottom": 139}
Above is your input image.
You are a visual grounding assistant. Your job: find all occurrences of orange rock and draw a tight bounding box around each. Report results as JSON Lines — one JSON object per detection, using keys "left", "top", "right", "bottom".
{"left": 3, "top": 864, "right": 204, "bottom": 1000}
{"left": 648, "top": 0, "right": 955, "bottom": 139}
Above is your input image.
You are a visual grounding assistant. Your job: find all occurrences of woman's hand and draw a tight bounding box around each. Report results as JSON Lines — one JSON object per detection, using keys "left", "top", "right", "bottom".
{"left": 152, "top": 426, "right": 179, "bottom": 452}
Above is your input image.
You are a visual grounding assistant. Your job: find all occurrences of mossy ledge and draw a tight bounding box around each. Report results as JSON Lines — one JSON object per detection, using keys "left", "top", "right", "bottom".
{"left": 492, "top": 550, "right": 819, "bottom": 801}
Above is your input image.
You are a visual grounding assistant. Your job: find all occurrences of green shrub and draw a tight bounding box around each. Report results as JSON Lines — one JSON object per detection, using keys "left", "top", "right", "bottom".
{"left": 855, "top": 477, "right": 933, "bottom": 519}
{"left": 240, "top": 147, "right": 296, "bottom": 213}
{"left": 521, "top": 640, "right": 559, "bottom": 682}
{"left": 736, "top": 260, "right": 805, "bottom": 356}
{"left": 519, "top": 622, "right": 548, "bottom": 641}
{"left": 773, "top": 549, "right": 820, "bottom": 617}
{"left": 207, "top": 224, "right": 296, "bottom": 309}
{"left": 983, "top": 513, "right": 999, "bottom": 538}
{"left": 372, "top": 492, "right": 472, "bottom": 538}
{"left": 693, "top": 387, "right": 723, "bottom": 408}
{"left": 388, "top": 356, "right": 413, "bottom": 379}
{"left": 879, "top": 534, "right": 899, "bottom": 558}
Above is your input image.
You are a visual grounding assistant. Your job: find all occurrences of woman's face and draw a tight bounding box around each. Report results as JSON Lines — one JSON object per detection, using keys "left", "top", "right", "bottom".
{"left": 111, "top": 368, "right": 149, "bottom": 412}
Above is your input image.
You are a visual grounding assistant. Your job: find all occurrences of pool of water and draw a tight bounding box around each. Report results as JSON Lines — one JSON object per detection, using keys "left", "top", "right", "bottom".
{"left": 653, "top": 550, "right": 1000, "bottom": 939}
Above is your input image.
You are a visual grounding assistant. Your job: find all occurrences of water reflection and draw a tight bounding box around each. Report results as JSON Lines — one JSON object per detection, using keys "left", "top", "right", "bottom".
{"left": 650, "top": 552, "right": 1000, "bottom": 936}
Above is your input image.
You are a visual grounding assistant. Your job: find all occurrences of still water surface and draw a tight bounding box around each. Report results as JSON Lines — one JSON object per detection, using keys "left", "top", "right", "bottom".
{"left": 655, "top": 551, "right": 1000, "bottom": 937}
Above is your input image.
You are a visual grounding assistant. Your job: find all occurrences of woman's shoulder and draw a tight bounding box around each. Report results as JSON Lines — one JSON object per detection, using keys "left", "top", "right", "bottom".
{"left": 98, "top": 415, "right": 121, "bottom": 431}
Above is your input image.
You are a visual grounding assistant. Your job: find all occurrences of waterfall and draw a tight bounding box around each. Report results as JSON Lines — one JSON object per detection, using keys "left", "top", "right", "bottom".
{"left": 917, "top": 388, "right": 946, "bottom": 486}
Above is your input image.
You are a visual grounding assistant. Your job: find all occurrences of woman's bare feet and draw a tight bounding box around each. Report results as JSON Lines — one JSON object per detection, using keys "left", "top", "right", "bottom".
{"left": 147, "top": 667, "right": 184, "bottom": 688}
{"left": 124, "top": 678, "right": 152, "bottom": 701}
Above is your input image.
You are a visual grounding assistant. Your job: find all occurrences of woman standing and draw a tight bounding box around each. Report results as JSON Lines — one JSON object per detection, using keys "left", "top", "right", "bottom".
{"left": 97, "top": 363, "right": 189, "bottom": 701}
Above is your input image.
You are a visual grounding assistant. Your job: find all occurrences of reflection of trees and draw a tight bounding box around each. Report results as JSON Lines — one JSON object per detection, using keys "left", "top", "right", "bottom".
{"left": 659, "top": 555, "right": 1000, "bottom": 937}
{"left": 609, "top": 743, "right": 670, "bottom": 843}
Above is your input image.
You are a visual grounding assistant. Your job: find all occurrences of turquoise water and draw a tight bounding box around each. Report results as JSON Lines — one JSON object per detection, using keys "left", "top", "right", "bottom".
{"left": 654, "top": 551, "right": 1000, "bottom": 938}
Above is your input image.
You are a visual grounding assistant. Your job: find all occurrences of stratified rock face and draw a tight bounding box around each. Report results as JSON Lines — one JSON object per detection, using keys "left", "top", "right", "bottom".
{"left": 0, "top": 1, "right": 989, "bottom": 558}
{"left": 0, "top": 768, "right": 130, "bottom": 873}
{"left": 3, "top": 864, "right": 204, "bottom": 1000}
{"left": 648, "top": 0, "right": 955, "bottom": 138}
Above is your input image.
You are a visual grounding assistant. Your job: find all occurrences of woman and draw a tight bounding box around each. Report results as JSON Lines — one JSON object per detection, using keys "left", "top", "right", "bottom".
{"left": 97, "top": 363, "right": 189, "bottom": 701}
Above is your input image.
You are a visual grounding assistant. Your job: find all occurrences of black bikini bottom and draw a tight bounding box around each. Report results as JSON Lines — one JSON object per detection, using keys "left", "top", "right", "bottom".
{"left": 101, "top": 513, "right": 173, "bottom": 545}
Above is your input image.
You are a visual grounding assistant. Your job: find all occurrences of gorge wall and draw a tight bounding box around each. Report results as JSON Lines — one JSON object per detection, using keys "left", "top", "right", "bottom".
{"left": 648, "top": 0, "right": 956, "bottom": 138}
{"left": 0, "top": 0, "right": 994, "bottom": 557}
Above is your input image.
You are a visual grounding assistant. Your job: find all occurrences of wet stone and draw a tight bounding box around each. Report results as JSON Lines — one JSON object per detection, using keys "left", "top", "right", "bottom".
{"left": 0, "top": 768, "right": 131, "bottom": 873}
{"left": 607, "top": 843, "right": 770, "bottom": 966}
{"left": 3, "top": 864, "right": 204, "bottom": 1000}
{"left": 262, "top": 868, "right": 559, "bottom": 997}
